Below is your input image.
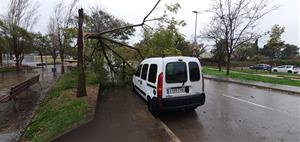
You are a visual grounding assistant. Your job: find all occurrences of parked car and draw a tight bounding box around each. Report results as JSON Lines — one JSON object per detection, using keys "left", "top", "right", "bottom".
{"left": 272, "top": 65, "right": 299, "bottom": 74}
{"left": 249, "top": 64, "right": 271, "bottom": 71}
{"left": 132, "top": 56, "right": 205, "bottom": 115}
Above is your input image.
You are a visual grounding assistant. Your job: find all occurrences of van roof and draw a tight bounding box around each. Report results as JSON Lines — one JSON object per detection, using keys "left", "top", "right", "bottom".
{"left": 144, "top": 56, "right": 199, "bottom": 62}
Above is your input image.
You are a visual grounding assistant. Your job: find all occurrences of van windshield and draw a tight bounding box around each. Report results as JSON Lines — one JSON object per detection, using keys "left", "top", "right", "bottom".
{"left": 166, "top": 62, "right": 187, "bottom": 83}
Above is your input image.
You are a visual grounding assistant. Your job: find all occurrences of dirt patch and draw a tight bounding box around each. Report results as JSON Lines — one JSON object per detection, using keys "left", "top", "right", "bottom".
{"left": 255, "top": 74, "right": 283, "bottom": 79}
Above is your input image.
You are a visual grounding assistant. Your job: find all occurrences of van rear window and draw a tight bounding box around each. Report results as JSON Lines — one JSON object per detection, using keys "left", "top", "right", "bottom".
{"left": 189, "top": 62, "right": 200, "bottom": 81}
{"left": 166, "top": 62, "right": 187, "bottom": 83}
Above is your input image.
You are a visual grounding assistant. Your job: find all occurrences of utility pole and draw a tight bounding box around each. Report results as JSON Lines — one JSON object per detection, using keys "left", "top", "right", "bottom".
{"left": 77, "top": 8, "right": 87, "bottom": 97}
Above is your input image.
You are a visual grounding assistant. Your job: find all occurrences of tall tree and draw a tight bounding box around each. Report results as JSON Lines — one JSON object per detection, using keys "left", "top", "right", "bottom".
{"left": 281, "top": 44, "right": 299, "bottom": 59}
{"left": 136, "top": 3, "right": 197, "bottom": 58}
{"left": 33, "top": 33, "right": 49, "bottom": 67}
{"left": 0, "top": 20, "right": 4, "bottom": 66}
{"left": 5, "top": 0, "right": 40, "bottom": 67}
{"left": 265, "top": 24, "right": 285, "bottom": 58}
{"left": 234, "top": 42, "right": 257, "bottom": 61}
{"left": 211, "top": 39, "right": 227, "bottom": 72}
{"left": 203, "top": 0, "right": 276, "bottom": 75}
{"left": 51, "top": 0, "right": 78, "bottom": 74}
{"left": 47, "top": 18, "right": 59, "bottom": 69}
{"left": 77, "top": 8, "right": 86, "bottom": 97}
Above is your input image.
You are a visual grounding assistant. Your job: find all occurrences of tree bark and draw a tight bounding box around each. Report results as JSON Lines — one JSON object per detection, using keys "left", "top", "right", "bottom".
{"left": 77, "top": 8, "right": 87, "bottom": 97}
{"left": 60, "top": 52, "right": 65, "bottom": 74}
{"left": 39, "top": 52, "right": 44, "bottom": 68}
{"left": 218, "top": 60, "right": 222, "bottom": 72}
{"left": 0, "top": 51, "right": 2, "bottom": 67}
{"left": 226, "top": 53, "right": 231, "bottom": 75}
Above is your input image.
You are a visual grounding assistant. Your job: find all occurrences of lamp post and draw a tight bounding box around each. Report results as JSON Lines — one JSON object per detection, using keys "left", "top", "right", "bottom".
{"left": 192, "top": 11, "right": 199, "bottom": 56}
{"left": 192, "top": 10, "right": 199, "bottom": 44}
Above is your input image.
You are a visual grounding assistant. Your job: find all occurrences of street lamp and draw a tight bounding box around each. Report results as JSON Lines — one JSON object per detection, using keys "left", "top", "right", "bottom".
{"left": 192, "top": 11, "right": 199, "bottom": 56}
{"left": 192, "top": 11, "right": 199, "bottom": 44}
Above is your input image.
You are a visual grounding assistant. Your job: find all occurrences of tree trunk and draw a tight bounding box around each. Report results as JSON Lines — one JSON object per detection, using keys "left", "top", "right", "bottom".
{"left": 60, "top": 53, "right": 65, "bottom": 74}
{"left": 0, "top": 51, "right": 2, "bottom": 67}
{"left": 77, "top": 8, "right": 87, "bottom": 97}
{"left": 12, "top": 36, "right": 21, "bottom": 68}
{"left": 122, "top": 61, "right": 125, "bottom": 80}
{"left": 53, "top": 56, "right": 56, "bottom": 68}
{"left": 15, "top": 54, "right": 20, "bottom": 68}
{"left": 226, "top": 53, "right": 231, "bottom": 75}
{"left": 39, "top": 52, "right": 44, "bottom": 68}
{"left": 218, "top": 60, "right": 222, "bottom": 72}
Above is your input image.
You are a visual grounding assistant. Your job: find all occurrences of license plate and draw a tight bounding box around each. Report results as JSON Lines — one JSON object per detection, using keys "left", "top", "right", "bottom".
{"left": 167, "top": 87, "right": 185, "bottom": 94}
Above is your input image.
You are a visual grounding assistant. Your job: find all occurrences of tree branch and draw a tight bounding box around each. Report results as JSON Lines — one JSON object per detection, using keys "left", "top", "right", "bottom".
{"left": 85, "top": 0, "right": 161, "bottom": 38}
{"left": 100, "top": 36, "right": 144, "bottom": 59}
{"left": 101, "top": 41, "right": 135, "bottom": 70}
{"left": 98, "top": 40, "right": 117, "bottom": 73}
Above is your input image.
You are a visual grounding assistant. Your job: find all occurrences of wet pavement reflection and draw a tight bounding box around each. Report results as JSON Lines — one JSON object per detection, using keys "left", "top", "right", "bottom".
{"left": 159, "top": 79, "right": 300, "bottom": 142}
{"left": 0, "top": 65, "right": 64, "bottom": 142}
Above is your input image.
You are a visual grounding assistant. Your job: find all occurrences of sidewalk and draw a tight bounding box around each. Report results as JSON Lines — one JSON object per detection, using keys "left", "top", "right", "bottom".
{"left": 54, "top": 87, "right": 179, "bottom": 142}
{"left": 204, "top": 75, "right": 300, "bottom": 95}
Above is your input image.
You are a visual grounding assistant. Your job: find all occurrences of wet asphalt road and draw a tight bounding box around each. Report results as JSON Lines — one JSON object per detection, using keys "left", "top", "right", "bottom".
{"left": 159, "top": 79, "right": 300, "bottom": 142}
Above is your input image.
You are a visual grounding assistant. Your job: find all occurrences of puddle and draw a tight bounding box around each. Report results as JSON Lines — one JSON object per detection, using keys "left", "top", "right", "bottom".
{"left": 0, "top": 131, "right": 19, "bottom": 142}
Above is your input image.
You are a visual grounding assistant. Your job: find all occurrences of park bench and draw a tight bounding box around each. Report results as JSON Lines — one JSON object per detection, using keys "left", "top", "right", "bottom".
{"left": 0, "top": 74, "right": 41, "bottom": 111}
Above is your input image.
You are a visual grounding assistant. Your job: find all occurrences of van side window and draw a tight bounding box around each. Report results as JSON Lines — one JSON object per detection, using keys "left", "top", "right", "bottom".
{"left": 141, "top": 64, "right": 149, "bottom": 80}
{"left": 148, "top": 64, "right": 158, "bottom": 83}
{"left": 189, "top": 62, "right": 200, "bottom": 81}
{"left": 166, "top": 62, "right": 187, "bottom": 83}
{"left": 135, "top": 64, "right": 142, "bottom": 77}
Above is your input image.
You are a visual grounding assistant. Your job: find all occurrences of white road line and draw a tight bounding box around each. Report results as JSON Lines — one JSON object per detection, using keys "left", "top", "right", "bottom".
{"left": 156, "top": 118, "right": 182, "bottom": 142}
{"left": 222, "top": 94, "right": 274, "bottom": 111}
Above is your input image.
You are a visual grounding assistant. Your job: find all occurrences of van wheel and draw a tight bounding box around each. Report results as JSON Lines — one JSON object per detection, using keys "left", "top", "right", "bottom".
{"left": 288, "top": 70, "right": 292, "bottom": 73}
{"left": 186, "top": 107, "right": 197, "bottom": 112}
{"left": 273, "top": 70, "right": 277, "bottom": 72}
{"left": 132, "top": 83, "right": 136, "bottom": 93}
{"left": 147, "top": 99, "right": 159, "bottom": 117}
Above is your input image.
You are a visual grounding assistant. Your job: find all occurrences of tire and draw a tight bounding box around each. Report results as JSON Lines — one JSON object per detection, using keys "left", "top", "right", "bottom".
{"left": 273, "top": 70, "right": 277, "bottom": 72}
{"left": 132, "top": 83, "right": 135, "bottom": 91}
{"left": 147, "top": 99, "right": 159, "bottom": 117}
{"left": 288, "top": 71, "right": 292, "bottom": 73}
{"left": 132, "top": 83, "right": 137, "bottom": 94}
{"left": 186, "top": 107, "right": 197, "bottom": 112}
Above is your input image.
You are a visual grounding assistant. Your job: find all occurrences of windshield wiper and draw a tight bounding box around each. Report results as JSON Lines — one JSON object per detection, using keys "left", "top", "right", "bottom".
{"left": 182, "top": 80, "right": 187, "bottom": 86}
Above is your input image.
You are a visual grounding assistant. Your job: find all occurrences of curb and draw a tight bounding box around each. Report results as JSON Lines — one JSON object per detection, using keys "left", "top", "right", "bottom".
{"left": 155, "top": 118, "right": 182, "bottom": 142}
{"left": 204, "top": 76, "right": 300, "bottom": 95}
{"left": 132, "top": 86, "right": 181, "bottom": 142}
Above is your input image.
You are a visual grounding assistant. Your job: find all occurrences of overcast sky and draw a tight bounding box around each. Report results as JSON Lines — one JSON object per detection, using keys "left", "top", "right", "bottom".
{"left": 0, "top": 0, "right": 299, "bottom": 47}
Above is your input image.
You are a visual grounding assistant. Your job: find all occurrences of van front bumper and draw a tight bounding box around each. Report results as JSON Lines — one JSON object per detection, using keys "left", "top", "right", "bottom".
{"left": 160, "top": 93, "right": 205, "bottom": 111}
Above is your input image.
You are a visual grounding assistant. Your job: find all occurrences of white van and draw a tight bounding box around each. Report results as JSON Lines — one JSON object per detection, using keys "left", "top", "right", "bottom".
{"left": 132, "top": 56, "right": 205, "bottom": 115}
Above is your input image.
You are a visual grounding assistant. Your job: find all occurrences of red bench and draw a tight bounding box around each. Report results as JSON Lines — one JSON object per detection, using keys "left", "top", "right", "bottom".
{"left": 0, "top": 75, "right": 41, "bottom": 111}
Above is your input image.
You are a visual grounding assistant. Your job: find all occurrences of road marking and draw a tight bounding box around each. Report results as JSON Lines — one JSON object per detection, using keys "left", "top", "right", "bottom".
{"left": 156, "top": 118, "right": 182, "bottom": 142}
{"left": 222, "top": 94, "right": 274, "bottom": 111}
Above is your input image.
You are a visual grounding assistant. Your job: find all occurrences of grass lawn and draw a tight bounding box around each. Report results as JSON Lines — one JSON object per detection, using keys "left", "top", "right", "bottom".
{"left": 202, "top": 68, "right": 300, "bottom": 87}
{"left": 231, "top": 68, "right": 300, "bottom": 77}
{"left": 24, "top": 70, "right": 99, "bottom": 142}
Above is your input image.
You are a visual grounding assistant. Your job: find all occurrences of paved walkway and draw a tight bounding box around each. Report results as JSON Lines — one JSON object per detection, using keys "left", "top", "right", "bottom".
{"left": 54, "top": 87, "right": 176, "bottom": 142}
